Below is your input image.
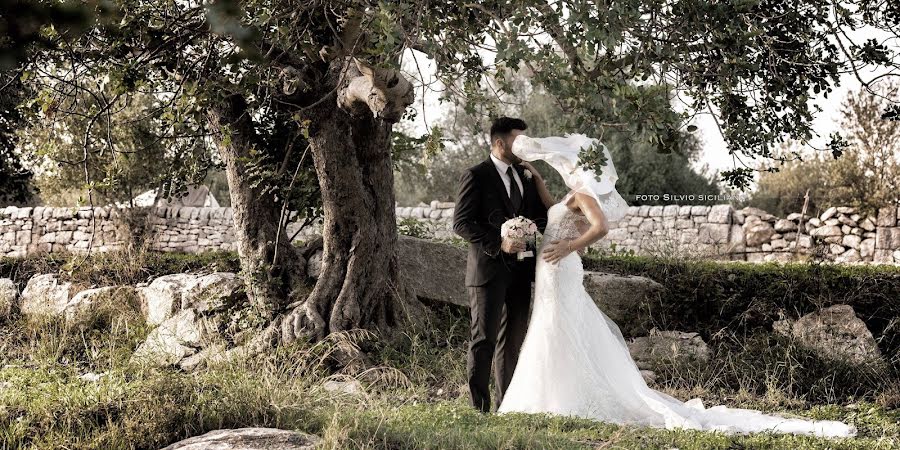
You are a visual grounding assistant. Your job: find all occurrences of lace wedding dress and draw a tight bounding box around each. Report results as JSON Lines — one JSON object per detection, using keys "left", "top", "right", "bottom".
{"left": 498, "top": 136, "right": 857, "bottom": 438}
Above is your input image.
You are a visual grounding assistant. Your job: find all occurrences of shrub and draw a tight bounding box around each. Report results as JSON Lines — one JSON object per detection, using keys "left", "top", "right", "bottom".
{"left": 583, "top": 254, "right": 900, "bottom": 375}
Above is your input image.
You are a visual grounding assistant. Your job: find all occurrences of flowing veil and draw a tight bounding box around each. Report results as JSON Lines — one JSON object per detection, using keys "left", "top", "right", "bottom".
{"left": 511, "top": 133, "right": 629, "bottom": 222}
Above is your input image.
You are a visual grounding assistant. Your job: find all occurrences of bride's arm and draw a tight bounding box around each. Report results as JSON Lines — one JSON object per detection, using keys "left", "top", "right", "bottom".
{"left": 542, "top": 192, "right": 609, "bottom": 263}
{"left": 520, "top": 161, "right": 555, "bottom": 210}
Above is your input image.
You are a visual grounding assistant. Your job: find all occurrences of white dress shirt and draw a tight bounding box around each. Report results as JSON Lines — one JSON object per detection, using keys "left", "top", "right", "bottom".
{"left": 490, "top": 153, "right": 524, "bottom": 199}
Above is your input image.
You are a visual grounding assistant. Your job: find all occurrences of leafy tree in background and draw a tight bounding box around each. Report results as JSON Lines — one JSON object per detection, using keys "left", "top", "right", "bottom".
{"left": 0, "top": 74, "right": 35, "bottom": 204}
{"left": 18, "top": 91, "right": 192, "bottom": 206}
{"left": 395, "top": 82, "right": 720, "bottom": 205}
{"left": 751, "top": 82, "right": 900, "bottom": 217}
{"left": 2, "top": 0, "right": 897, "bottom": 345}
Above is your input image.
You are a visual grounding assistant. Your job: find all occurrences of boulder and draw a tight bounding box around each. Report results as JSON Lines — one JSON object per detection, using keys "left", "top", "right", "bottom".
{"left": 835, "top": 249, "right": 861, "bottom": 263}
{"left": 322, "top": 379, "right": 364, "bottom": 396}
{"left": 744, "top": 221, "right": 776, "bottom": 247}
{"left": 842, "top": 234, "right": 861, "bottom": 250}
{"left": 876, "top": 206, "right": 897, "bottom": 227}
{"left": 306, "top": 250, "right": 323, "bottom": 279}
{"left": 178, "top": 343, "right": 227, "bottom": 372}
{"left": 810, "top": 225, "right": 842, "bottom": 238}
{"left": 860, "top": 238, "right": 876, "bottom": 259}
{"left": 64, "top": 286, "right": 139, "bottom": 329}
{"left": 303, "top": 236, "right": 468, "bottom": 307}
{"left": 583, "top": 272, "right": 664, "bottom": 336}
{"left": 707, "top": 205, "right": 733, "bottom": 224}
{"left": 627, "top": 329, "right": 711, "bottom": 370}
{"left": 773, "top": 304, "right": 881, "bottom": 365}
{"left": 740, "top": 207, "right": 775, "bottom": 221}
{"left": 397, "top": 236, "right": 467, "bottom": 306}
{"left": 132, "top": 309, "right": 207, "bottom": 367}
{"left": 20, "top": 274, "right": 76, "bottom": 319}
{"left": 160, "top": 428, "right": 320, "bottom": 450}
{"left": 0, "top": 278, "right": 16, "bottom": 320}
{"left": 139, "top": 273, "right": 244, "bottom": 326}
{"left": 138, "top": 274, "right": 196, "bottom": 325}
{"left": 183, "top": 272, "right": 244, "bottom": 313}
{"left": 860, "top": 217, "right": 876, "bottom": 231}
{"left": 820, "top": 207, "right": 839, "bottom": 221}
{"left": 774, "top": 219, "right": 797, "bottom": 232}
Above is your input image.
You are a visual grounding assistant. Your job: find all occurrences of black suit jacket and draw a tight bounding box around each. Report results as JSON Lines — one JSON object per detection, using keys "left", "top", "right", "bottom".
{"left": 453, "top": 158, "right": 549, "bottom": 287}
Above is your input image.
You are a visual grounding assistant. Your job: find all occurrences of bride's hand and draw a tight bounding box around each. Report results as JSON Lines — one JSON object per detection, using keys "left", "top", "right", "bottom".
{"left": 542, "top": 239, "right": 574, "bottom": 264}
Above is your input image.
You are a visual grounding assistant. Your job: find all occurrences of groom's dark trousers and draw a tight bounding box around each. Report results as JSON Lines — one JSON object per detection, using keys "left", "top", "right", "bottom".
{"left": 453, "top": 158, "right": 548, "bottom": 413}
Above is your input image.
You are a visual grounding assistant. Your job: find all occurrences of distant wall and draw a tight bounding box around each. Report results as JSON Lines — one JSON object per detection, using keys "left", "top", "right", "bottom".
{"left": 393, "top": 202, "right": 900, "bottom": 264}
{"left": 2, "top": 203, "right": 900, "bottom": 264}
{"left": 0, "top": 206, "right": 314, "bottom": 257}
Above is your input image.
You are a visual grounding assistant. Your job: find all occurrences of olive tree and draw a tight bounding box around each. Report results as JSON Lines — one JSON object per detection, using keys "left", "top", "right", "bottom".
{"left": 5, "top": 0, "right": 898, "bottom": 347}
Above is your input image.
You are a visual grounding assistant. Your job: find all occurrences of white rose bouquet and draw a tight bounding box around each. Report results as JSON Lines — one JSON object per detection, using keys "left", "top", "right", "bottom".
{"left": 501, "top": 216, "right": 539, "bottom": 260}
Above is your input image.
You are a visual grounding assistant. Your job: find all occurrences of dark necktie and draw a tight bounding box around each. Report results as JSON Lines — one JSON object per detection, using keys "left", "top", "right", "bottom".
{"left": 506, "top": 166, "right": 522, "bottom": 212}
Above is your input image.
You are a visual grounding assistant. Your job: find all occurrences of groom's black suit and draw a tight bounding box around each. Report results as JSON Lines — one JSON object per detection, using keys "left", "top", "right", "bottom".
{"left": 453, "top": 157, "right": 548, "bottom": 413}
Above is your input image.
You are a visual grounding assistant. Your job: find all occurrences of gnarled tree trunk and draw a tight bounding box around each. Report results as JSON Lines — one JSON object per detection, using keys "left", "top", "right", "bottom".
{"left": 278, "top": 58, "right": 421, "bottom": 342}
{"left": 208, "top": 58, "right": 421, "bottom": 348}
{"left": 208, "top": 93, "right": 307, "bottom": 320}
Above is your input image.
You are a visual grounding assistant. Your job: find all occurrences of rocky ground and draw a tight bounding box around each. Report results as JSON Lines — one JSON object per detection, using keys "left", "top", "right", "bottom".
{"left": 0, "top": 241, "right": 898, "bottom": 449}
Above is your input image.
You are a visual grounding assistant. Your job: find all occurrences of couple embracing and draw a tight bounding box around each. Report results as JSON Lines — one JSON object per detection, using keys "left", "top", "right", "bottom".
{"left": 452, "top": 117, "right": 855, "bottom": 438}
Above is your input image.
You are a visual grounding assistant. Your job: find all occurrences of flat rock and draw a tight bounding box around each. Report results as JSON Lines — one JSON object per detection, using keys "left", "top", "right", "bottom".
{"left": 627, "top": 329, "right": 711, "bottom": 370}
{"left": 139, "top": 273, "right": 244, "bottom": 326}
{"left": 322, "top": 379, "right": 364, "bottom": 396}
{"left": 397, "top": 236, "right": 467, "bottom": 306}
{"left": 773, "top": 304, "right": 881, "bottom": 365}
{"left": 160, "top": 428, "right": 320, "bottom": 450}
{"left": 744, "top": 221, "right": 775, "bottom": 247}
{"left": 20, "top": 274, "right": 76, "bottom": 319}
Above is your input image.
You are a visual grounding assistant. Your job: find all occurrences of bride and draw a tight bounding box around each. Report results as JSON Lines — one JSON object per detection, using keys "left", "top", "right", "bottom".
{"left": 497, "top": 133, "right": 856, "bottom": 438}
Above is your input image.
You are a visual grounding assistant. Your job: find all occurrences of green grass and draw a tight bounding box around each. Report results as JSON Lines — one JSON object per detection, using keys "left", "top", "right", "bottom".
{"left": 0, "top": 301, "right": 898, "bottom": 449}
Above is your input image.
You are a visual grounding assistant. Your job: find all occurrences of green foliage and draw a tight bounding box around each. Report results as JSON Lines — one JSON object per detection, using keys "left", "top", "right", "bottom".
{"left": 396, "top": 217, "right": 433, "bottom": 239}
{"left": 0, "top": 74, "right": 35, "bottom": 204}
{"left": 582, "top": 254, "right": 900, "bottom": 375}
{"left": 19, "top": 91, "right": 185, "bottom": 205}
{"left": 5, "top": 0, "right": 895, "bottom": 213}
{"left": 417, "top": 0, "right": 899, "bottom": 190}
{"left": 396, "top": 79, "right": 721, "bottom": 205}
{"left": 575, "top": 141, "right": 609, "bottom": 178}
{"left": 751, "top": 82, "right": 900, "bottom": 216}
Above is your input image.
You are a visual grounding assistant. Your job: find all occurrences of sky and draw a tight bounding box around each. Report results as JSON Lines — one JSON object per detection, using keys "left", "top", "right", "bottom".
{"left": 400, "top": 27, "right": 898, "bottom": 183}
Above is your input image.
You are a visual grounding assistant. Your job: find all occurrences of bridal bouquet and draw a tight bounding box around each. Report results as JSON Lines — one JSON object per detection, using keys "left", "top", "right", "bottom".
{"left": 501, "top": 216, "right": 539, "bottom": 260}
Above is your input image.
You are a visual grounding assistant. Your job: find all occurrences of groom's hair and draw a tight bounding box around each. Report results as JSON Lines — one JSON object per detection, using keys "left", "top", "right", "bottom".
{"left": 489, "top": 117, "right": 528, "bottom": 143}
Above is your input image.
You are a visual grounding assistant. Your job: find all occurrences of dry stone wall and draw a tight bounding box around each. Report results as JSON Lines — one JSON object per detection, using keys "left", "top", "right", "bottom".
{"left": 2, "top": 202, "right": 900, "bottom": 264}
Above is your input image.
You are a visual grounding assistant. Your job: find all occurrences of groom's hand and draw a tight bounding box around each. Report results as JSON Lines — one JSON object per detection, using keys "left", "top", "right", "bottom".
{"left": 501, "top": 238, "right": 526, "bottom": 254}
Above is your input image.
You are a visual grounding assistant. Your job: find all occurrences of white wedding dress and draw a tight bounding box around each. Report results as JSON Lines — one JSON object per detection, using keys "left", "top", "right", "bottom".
{"left": 498, "top": 135, "right": 857, "bottom": 438}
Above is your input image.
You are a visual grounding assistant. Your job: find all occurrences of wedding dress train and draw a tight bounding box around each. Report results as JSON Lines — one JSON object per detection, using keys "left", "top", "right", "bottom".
{"left": 498, "top": 135, "right": 856, "bottom": 438}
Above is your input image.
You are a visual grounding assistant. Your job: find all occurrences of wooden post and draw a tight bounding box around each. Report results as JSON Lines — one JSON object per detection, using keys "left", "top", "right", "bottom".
{"left": 794, "top": 189, "right": 810, "bottom": 258}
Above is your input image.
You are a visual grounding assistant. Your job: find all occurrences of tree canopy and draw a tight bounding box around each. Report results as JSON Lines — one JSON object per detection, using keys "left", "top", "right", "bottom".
{"left": 2, "top": 0, "right": 899, "bottom": 342}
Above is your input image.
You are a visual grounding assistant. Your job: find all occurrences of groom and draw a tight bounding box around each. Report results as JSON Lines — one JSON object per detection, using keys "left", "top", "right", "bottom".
{"left": 453, "top": 117, "right": 549, "bottom": 413}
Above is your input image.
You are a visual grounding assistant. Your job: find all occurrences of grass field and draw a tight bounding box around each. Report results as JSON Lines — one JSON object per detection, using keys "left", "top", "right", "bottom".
{"left": 1, "top": 297, "right": 898, "bottom": 450}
